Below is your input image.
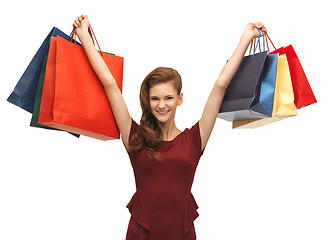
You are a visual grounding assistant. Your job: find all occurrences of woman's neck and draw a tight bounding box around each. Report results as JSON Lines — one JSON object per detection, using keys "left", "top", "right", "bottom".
{"left": 158, "top": 120, "right": 181, "bottom": 141}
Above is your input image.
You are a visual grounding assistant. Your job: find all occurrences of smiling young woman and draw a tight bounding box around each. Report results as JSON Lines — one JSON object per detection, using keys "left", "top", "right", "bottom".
{"left": 130, "top": 67, "right": 184, "bottom": 157}
{"left": 73, "top": 15, "right": 266, "bottom": 240}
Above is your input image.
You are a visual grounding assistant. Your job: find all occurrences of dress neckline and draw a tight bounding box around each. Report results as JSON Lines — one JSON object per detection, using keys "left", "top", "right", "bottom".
{"left": 161, "top": 128, "right": 186, "bottom": 143}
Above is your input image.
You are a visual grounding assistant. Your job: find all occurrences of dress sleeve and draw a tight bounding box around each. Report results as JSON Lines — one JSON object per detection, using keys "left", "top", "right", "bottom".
{"left": 128, "top": 118, "right": 139, "bottom": 142}
{"left": 188, "top": 121, "right": 205, "bottom": 156}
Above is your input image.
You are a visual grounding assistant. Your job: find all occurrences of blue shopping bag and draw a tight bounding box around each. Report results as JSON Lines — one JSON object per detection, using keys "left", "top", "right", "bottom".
{"left": 218, "top": 29, "right": 278, "bottom": 121}
{"left": 7, "top": 27, "right": 79, "bottom": 113}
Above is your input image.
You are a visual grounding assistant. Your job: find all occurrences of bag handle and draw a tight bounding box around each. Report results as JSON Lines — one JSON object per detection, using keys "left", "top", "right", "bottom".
{"left": 70, "top": 27, "right": 95, "bottom": 45}
{"left": 88, "top": 25, "right": 104, "bottom": 56}
{"left": 252, "top": 31, "right": 277, "bottom": 53}
{"left": 264, "top": 32, "right": 277, "bottom": 51}
{"left": 249, "top": 38, "right": 256, "bottom": 55}
{"left": 71, "top": 24, "right": 104, "bottom": 56}
{"left": 249, "top": 29, "right": 266, "bottom": 58}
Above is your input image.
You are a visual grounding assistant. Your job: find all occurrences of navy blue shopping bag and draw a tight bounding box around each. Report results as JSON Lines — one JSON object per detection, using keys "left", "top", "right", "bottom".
{"left": 7, "top": 27, "right": 79, "bottom": 113}
{"left": 218, "top": 29, "right": 278, "bottom": 121}
{"left": 8, "top": 27, "right": 83, "bottom": 138}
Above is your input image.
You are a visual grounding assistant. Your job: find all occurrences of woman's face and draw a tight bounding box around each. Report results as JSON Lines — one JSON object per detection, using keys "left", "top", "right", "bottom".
{"left": 149, "top": 81, "right": 183, "bottom": 123}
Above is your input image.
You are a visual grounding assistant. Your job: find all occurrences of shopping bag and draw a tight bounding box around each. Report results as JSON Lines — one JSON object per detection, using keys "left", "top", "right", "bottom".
{"left": 29, "top": 41, "right": 80, "bottom": 137}
{"left": 233, "top": 54, "right": 298, "bottom": 128}
{"left": 7, "top": 27, "right": 79, "bottom": 113}
{"left": 38, "top": 28, "right": 124, "bottom": 140}
{"left": 266, "top": 33, "right": 317, "bottom": 108}
{"left": 218, "top": 30, "right": 277, "bottom": 121}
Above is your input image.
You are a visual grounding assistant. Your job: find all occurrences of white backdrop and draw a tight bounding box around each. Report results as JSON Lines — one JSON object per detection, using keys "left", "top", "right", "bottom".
{"left": 1, "top": 0, "right": 328, "bottom": 239}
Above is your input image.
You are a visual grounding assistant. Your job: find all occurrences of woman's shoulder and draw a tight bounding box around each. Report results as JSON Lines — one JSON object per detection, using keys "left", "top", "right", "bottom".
{"left": 185, "top": 121, "right": 200, "bottom": 135}
{"left": 184, "top": 121, "right": 202, "bottom": 145}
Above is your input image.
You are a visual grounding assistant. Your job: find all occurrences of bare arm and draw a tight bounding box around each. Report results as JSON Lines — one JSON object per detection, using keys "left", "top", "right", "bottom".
{"left": 73, "top": 15, "right": 132, "bottom": 148}
{"left": 199, "top": 22, "right": 267, "bottom": 151}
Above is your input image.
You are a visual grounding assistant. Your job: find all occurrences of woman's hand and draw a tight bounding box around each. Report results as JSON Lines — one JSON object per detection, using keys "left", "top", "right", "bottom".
{"left": 242, "top": 22, "right": 267, "bottom": 41}
{"left": 73, "top": 15, "right": 90, "bottom": 36}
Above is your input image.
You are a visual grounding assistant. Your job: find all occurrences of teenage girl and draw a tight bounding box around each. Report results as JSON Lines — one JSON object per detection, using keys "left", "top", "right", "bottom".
{"left": 73, "top": 15, "right": 266, "bottom": 240}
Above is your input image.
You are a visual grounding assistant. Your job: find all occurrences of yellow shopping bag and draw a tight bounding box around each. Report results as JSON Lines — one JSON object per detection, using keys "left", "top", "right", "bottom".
{"left": 233, "top": 54, "right": 298, "bottom": 129}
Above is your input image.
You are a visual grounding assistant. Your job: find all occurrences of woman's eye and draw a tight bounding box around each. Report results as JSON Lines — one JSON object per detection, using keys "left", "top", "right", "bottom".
{"left": 166, "top": 97, "right": 173, "bottom": 100}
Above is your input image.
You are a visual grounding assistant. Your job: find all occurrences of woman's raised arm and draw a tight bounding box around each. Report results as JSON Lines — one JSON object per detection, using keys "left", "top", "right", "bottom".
{"left": 198, "top": 22, "right": 267, "bottom": 151}
{"left": 73, "top": 15, "right": 132, "bottom": 148}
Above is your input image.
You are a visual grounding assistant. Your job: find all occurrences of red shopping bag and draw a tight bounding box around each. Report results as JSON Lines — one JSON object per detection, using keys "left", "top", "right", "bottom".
{"left": 38, "top": 29, "right": 124, "bottom": 140}
{"left": 265, "top": 33, "right": 317, "bottom": 108}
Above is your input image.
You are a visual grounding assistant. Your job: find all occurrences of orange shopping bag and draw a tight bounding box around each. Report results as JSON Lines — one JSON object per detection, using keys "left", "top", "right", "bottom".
{"left": 38, "top": 28, "right": 124, "bottom": 140}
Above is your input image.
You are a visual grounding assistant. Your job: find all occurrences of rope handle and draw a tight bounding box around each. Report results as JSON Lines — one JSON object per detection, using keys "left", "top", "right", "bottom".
{"left": 70, "top": 24, "right": 104, "bottom": 56}
{"left": 70, "top": 27, "right": 94, "bottom": 45}
{"left": 69, "top": 27, "right": 93, "bottom": 43}
{"left": 264, "top": 32, "right": 277, "bottom": 51}
{"left": 249, "top": 30, "right": 277, "bottom": 54}
{"left": 249, "top": 29, "right": 266, "bottom": 58}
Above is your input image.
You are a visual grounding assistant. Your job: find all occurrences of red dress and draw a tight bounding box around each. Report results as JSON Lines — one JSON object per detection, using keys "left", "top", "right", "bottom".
{"left": 125, "top": 119, "right": 204, "bottom": 240}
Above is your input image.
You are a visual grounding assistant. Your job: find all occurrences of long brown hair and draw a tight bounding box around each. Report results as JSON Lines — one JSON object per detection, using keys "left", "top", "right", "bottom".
{"left": 128, "top": 67, "right": 182, "bottom": 159}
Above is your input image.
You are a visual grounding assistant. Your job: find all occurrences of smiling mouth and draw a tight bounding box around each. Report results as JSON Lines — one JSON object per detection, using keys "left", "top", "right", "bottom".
{"left": 157, "top": 110, "right": 170, "bottom": 114}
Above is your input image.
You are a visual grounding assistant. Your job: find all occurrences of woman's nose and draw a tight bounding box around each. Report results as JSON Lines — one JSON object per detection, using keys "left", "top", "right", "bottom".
{"left": 159, "top": 99, "right": 165, "bottom": 108}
